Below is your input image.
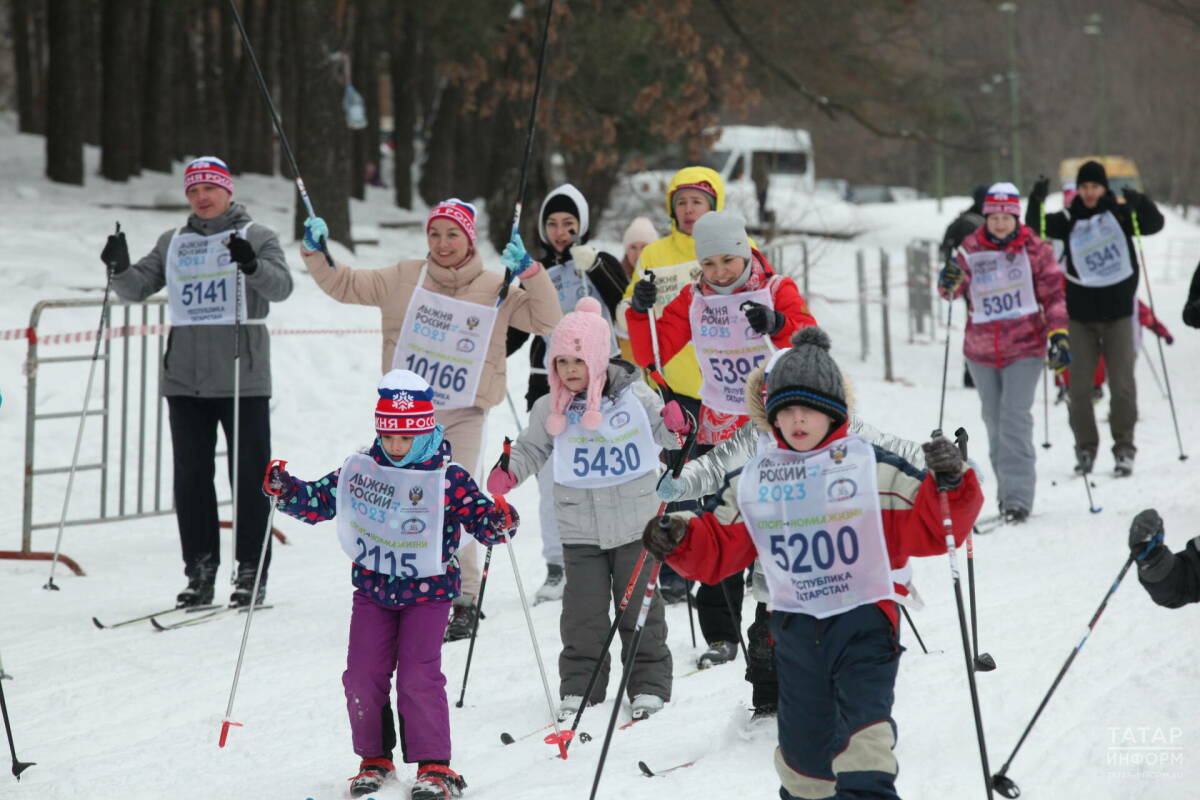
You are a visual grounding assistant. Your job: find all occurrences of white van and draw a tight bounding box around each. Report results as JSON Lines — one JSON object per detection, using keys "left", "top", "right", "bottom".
{"left": 705, "top": 125, "right": 814, "bottom": 227}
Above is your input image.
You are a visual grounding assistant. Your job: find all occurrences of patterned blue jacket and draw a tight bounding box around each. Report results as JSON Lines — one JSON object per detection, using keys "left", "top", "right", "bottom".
{"left": 276, "top": 436, "right": 509, "bottom": 608}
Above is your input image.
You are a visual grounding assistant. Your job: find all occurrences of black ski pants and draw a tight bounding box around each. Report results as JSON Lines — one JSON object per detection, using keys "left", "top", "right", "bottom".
{"left": 167, "top": 395, "right": 272, "bottom": 577}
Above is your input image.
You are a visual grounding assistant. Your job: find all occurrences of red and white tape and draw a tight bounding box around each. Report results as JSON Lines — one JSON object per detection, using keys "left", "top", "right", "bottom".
{"left": 0, "top": 325, "right": 381, "bottom": 346}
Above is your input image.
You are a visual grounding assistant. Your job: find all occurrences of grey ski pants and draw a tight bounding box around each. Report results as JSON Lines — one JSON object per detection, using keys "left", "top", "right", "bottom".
{"left": 967, "top": 356, "right": 1042, "bottom": 514}
{"left": 559, "top": 541, "right": 672, "bottom": 703}
{"left": 1068, "top": 316, "right": 1138, "bottom": 460}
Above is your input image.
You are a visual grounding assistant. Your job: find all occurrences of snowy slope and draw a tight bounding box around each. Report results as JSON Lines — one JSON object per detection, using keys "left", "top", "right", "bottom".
{"left": 2, "top": 112, "right": 1198, "bottom": 800}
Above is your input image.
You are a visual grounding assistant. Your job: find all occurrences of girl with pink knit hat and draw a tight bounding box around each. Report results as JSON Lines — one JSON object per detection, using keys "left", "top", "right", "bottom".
{"left": 299, "top": 200, "right": 562, "bottom": 641}
{"left": 486, "top": 297, "right": 679, "bottom": 722}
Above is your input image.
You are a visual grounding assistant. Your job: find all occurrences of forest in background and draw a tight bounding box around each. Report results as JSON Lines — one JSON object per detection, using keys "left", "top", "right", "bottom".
{"left": 2, "top": 0, "right": 1197, "bottom": 251}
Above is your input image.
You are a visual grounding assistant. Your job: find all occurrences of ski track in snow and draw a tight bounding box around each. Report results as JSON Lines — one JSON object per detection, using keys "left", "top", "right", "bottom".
{"left": 1, "top": 114, "right": 1198, "bottom": 799}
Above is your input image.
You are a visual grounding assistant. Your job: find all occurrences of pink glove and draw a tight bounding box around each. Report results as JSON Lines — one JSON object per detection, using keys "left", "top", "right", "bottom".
{"left": 661, "top": 400, "right": 691, "bottom": 435}
{"left": 487, "top": 465, "right": 519, "bottom": 496}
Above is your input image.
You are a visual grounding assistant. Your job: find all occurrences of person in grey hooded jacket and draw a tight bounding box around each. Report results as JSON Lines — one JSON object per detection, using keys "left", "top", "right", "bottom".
{"left": 100, "top": 156, "right": 292, "bottom": 608}
{"left": 486, "top": 298, "right": 683, "bottom": 722}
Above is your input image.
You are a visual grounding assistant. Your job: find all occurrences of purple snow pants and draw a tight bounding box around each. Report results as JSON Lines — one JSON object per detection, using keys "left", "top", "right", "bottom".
{"left": 344, "top": 592, "right": 452, "bottom": 763}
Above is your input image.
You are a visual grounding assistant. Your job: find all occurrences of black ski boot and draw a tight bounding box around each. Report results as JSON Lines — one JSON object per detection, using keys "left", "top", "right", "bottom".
{"left": 229, "top": 562, "right": 266, "bottom": 607}
{"left": 349, "top": 757, "right": 394, "bottom": 797}
{"left": 176, "top": 558, "right": 216, "bottom": 608}
{"left": 697, "top": 641, "right": 738, "bottom": 669}
{"left": 444, "top": 601, "right": 479, "bottom": 642}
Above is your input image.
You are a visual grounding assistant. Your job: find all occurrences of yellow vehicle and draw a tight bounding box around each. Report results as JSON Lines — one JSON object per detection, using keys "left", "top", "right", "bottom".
{"left": 1059, "top": 156, "right": 1143, "bottom": 193}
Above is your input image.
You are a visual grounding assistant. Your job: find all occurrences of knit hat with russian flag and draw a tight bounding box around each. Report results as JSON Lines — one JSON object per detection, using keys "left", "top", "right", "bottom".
{"left": 184, "top": 156, "right": 235, "bottom": 195}
{"left": 982, "top": 182, "right": 1021, "bottom": 217}
{"left": 375, "top": 370, "right": 437, "bottom": 435}
{"left": 427, "top": 198, "right": 477, "bottom": 246}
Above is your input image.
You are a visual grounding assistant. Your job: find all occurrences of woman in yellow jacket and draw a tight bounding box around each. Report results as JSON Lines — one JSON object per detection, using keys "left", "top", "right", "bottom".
{"left": 300, "top": 200, "right": 562, "bottom": 639}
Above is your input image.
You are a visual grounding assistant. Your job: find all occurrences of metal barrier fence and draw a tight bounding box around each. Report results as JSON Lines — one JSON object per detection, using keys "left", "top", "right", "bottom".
{"left": 6, "top": 297, "right": 235, "bottom": 574}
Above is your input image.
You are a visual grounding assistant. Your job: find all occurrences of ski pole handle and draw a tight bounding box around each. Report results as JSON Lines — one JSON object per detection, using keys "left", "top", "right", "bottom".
{"left": 954, "top": 427, "right": 969, "bottom": 461}
{"left": 261, "top": 458, "right": 289, "bottom": 497}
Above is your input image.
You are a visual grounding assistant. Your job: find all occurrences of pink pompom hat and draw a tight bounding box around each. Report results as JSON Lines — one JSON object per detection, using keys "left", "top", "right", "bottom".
{"left": 544, "top": 297, "right": 613, "bottom": 435}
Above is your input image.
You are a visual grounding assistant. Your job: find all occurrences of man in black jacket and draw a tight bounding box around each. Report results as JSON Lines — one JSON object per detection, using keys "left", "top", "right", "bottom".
{"left": 1027, "top": 161, "right": 1163, "bottom": 477}
{"left": 1129, "top": 509, "right": 1200, "bottom": 608}
{"left": 1184, "top": 260, "right": 1200, "bottom": 329}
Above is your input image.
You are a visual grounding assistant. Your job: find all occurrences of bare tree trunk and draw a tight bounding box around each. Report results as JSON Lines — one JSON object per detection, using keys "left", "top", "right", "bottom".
{"left": 141, "top": 0, "right": 176, "bottom": 173}
{"left": 203, "top": 0, "right": 230, "bottom": 161}
{"left": 45, "top": 0, "right": 84, "bottom": 185}
{"left": 79, "top": 0, "right": 102, "bottom": 145}
{"left": 292, "top": 0, "right": 352, "bottom": 250}
{"left": 176, "top": 5, "right": 204, "bottom": 159}
{"left": 389, "top": 2, "right": 418, "bottom": 208}
{"left": 12, "top": 0, "right": 44, "bottom": 134}
{"left": 348, "top": 0, "right": 366, "bottom": 200}
{"left": 100, "top": 0, "right": 140, "bottom": 181}
{"left": 229, "top": 0, "right": 275, "bottom": 175}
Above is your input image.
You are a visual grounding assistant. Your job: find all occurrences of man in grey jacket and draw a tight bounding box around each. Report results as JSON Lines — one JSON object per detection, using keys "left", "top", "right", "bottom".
{"left": 100, "top": 156, "right": 293, "bottom": 607}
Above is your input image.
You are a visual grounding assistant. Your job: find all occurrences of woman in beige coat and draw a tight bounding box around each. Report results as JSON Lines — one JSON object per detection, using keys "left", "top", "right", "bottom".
{"left": 300, "top": 199, "right": 562, "bottom": 638}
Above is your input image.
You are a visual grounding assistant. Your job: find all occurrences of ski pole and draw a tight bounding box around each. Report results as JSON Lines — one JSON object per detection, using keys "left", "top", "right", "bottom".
{"left": 1139, "top": 342, "right": 1167, "bottom": 400}
{"left": 1082, "top": 467, "right": 1102, "bottom": 514}
{"left": 990, "top": 556, "right": 1135, "bottom": 799}
{"left": 566, "top": 415, "right": 698, "bottom": 747}
{"left": 456, "top": 437, "right": 513, "bottom": 708}
{"left": 45, "top": 228, "right": 118, "bottom": 590}
{"left": 0, "top": 660, "right": 34, "bottom": 781}
{"left": 931, "top": 427, "right": 993, "bottom": 800}
{"left": 497, "top": 0, "right": 556, "bottom": 306}
{"left": 1131, "top": 211, "right": 1186, "bottom": 461}
{"left": 588, "top": 558, "right": 664, "bottom": 800}
{"left": 218, "top": 459, "right": 283, "bottom": 749}
{"left": 937, "top": 253, "right": 965, "bottom": 433}
{"left": 1040, "top": 367, "right": 1051, "bottom": 449}
{"left": 956, "top": 428, "right": 996, "bottom": 672}
{"left": 505, "top": 390, "right": 525, "bottom": 433}
{"left": 229, "top": 256, "right": 243, "bottom": 586}
{"left": 684, "top": 577, "right": 697, "bottom": 648}
{"left": 493, "top": 493, "right": 571, "bottom": 759}
{"left": 899, "top": 605, "right": 935, "bottom": 655}
{"left": 225, "top": 0, "right": 333, "bottom": 266}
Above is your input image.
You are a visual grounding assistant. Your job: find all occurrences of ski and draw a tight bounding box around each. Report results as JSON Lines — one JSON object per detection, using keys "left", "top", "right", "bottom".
{"left": 93, "top": 604, "right": 220, "bottom": 629}
{"left": 149, "top": 604, "right": 272, "bottom": 631}
{"left": 638, "top": 759, "right": 695, "bottom": 777}
{"left": 500, "top": 723, "right": 553, "bottom": 745}
{"left": 973, "top": 515, "right": 1003, "bottom": 535}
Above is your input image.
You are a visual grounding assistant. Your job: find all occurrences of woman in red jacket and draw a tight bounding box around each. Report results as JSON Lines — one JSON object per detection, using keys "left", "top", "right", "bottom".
{"left": 938, "top": 182, "right": 1067, "bottom": 524}
{"left": 642, "top": 327, "right": 982, "bottom": 800}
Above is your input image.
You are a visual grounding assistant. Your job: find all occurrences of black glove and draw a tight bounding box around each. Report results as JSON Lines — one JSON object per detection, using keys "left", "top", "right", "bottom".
{"left": 938, "top": 261, "right": 965, "bottom": 294}
{"left": 226, "top": 232, "right": 258, "bottom": 275}
{"left": 487, "top": 502, "right": 520, "bottom": 536}
{"left": 1047, "top": 330, "right": 1071, "bottom": 372}
{"left": 1184, "top": 298, "right": 1200, "bottom": 329}
{"left": 262, "top": 463, "right": 293, "bottom": 499}
{"left": 1030, "top": 175, "right": 1050, "bottom": 203}
{"left": 101, "top": 231, "right": 130, "bottom": 275}
{"left": 1129, "top": 508, "right": 1173, "bottom": 581}
{"left": 1122, "top": 187, "right": 1143, "bottom": 206}
{"left": 631, "top": 276, "right": 658, "bottom": 314}
{"left": 922, "top": 434, "right": 964, "bottom": 488}
{"left": 742, "top": 300, "right": 785, "bottom": 336}
{"left": 642, "top": 514, "right": 687, "bottom": 561}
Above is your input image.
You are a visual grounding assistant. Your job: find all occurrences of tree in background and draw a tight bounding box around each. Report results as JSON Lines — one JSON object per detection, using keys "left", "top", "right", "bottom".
{"left": 45, "top": 0, "right": 82, "bottom": 185}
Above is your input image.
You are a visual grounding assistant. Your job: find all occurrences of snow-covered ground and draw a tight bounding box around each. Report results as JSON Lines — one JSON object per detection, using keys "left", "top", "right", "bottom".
{"left": 2, "top": 112, "right": 1199, "bottom": 799}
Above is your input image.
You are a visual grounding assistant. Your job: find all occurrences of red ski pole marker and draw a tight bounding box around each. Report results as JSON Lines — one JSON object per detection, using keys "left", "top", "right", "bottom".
{"left": 218, "top": 719, "right": 243, "bottom": 748}
{"left": 545, "top": 728, "right": 575, "bottom": 759}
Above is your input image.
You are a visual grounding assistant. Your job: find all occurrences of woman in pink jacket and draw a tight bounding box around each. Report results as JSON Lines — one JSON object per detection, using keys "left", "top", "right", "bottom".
{"left": 300, "top": 201, "right": 562, "bottom": 638}
{"left": 938, "top": 182, "right": 1068, "bottom": 524}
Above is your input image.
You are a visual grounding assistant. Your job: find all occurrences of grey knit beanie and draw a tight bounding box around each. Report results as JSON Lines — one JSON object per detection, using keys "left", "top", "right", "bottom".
{"left": 765, "top": 327, "right": 847, "bottom": 429}
{"left": 693, "top": 210, "right": 751, "bottom": 262}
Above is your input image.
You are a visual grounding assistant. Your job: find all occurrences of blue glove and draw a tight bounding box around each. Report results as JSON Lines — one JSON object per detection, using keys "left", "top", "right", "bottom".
{"left": 656, "top": 471, "right": 686, "bottom": 502}
{"left": 501, "top": 232, "right": 533, "bottom": 275}
{"left": 302, "top": 216, "right": 328, "bottom": 252}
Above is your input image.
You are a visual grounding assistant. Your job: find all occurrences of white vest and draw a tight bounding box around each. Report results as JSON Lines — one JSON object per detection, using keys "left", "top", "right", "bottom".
{"left": 689, "top": 284, "right": 774, "bottom": 414}
{"left": 335, "top": 454, "right": 447, "bottom": 579}
{"left": 392, "top": 263, "right": 498, "bottom": 409}
{"left": 166, "top": 224, "right": 258, "bottom": 326}
{"left": 1068, "top": 211, "right": 1134, "bottom": 287}
{"left": 553, "top": 386, "right": 660, "bottom": 489}
{"left": 965, "top": 248, "right": 1039, "bottom": 324}
{"left": 737, "top": 436, "right": 898, "bottom": 618}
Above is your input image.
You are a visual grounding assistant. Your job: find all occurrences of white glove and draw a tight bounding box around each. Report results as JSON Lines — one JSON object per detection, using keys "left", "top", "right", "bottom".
{"left": 569, "top": 245, "right": 598, "bottom": 272}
